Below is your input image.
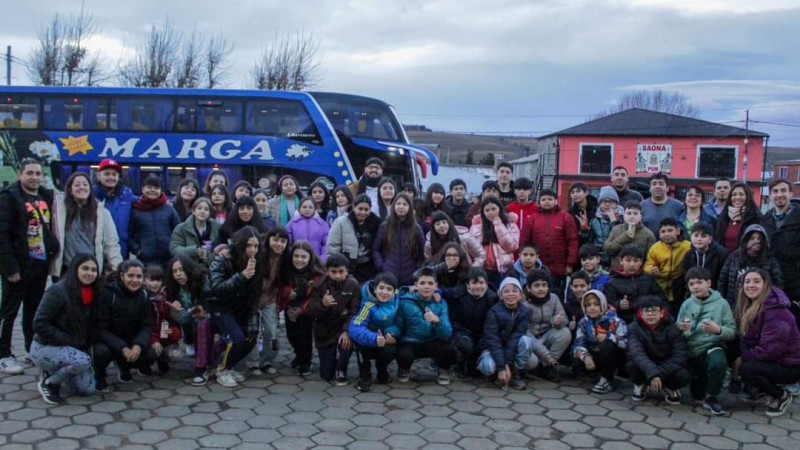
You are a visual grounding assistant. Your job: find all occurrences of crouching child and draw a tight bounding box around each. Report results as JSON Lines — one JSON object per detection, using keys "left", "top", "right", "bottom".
{"left": 572, "top": 290, "right": 628, "bottom": 394}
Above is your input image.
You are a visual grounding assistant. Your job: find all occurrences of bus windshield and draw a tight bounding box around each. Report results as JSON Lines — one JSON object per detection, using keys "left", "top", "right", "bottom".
{"left": 311, "top": 93, "right": 403, "bottom": 141}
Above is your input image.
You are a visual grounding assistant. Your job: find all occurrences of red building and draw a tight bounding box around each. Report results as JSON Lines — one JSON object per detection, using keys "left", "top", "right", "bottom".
{"left": 772, "top": 160, "right": 800, "bottom": 197}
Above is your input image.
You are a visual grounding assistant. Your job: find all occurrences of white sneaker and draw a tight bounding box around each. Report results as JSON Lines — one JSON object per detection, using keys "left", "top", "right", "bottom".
{"left": 0, "top": 356, "right": 24, "bottom": 375}
{"left": 216, "top": 370, "right": 239, "bottom": 388}
{"left": 185, "top": 345, "right": 196, "bottom": 357}
{"left": 229, "top": 370, "right": 246, "bottom": 382}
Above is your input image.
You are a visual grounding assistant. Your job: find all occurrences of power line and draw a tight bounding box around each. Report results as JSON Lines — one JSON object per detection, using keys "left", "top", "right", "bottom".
{"left": 751, "top": 120, "right": 800, "bottom": 129}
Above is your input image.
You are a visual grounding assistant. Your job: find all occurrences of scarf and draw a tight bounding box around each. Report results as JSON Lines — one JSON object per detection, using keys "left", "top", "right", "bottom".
{"left": 81, "top": 286, "right": 94, "bottom": 306}
{"left": 279, "top": 195, "right": 300, "bottom": 226}
{"left": 728, "top": 206, "right": 743, "bottom": 221}
{"left": 595, "top": 205, "right": 624, "bottom": 221}
{"left": 133, "top": 193, "right": 169, "bottom": 211}
{"left": 772, "top": 206, "right": 792, "bottom": 222}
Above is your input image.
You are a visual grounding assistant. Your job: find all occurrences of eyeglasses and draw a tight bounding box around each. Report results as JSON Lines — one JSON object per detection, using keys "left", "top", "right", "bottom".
{"left": 641, "top": 307, "right": 662, "bottom": 314}
{"left": 445, "top": 253, "right": 460, "bottom": 258}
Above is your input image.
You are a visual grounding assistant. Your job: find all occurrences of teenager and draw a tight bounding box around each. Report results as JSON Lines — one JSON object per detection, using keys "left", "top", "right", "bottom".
{"left": 423, "top": 242, "right": 471, "bottom": 289}
{"left": 590, "top": 186, "right": 624, "bottom": 267}
{"left": 417, "top": 183, "right": 451, "bottom": 234}
{"left": 718, "top": 224, "right": 783, "bottom": 306}
{"left": 677, "top": 185, "right": 717, "bottom": 237}
{"left": 644, "top": 218, "right": 691, "bottom": 311}
{"left": 308, "top": 179, "right": 332, "bottom": 221}
{"left": 203, "top": 170, "right": 229, "bottom": 196}
{"left": 568, "top": 182, "right": 598, "bottom": 248}
{"left": 606, "top": 244, "right": 666, "bottom": 324}
{"left": 209, "top": 184, "right": 232, "bottom": 225}
{"left": 252, "top": 188, "right": 277, "bottom": 232}
{"left": 424, "top": 211, "right": 485, "bottom": 267}
{"left": 267, "top": 175, "right": 303, "bottom": 227}
{"left": 232, "top": 180, "right": 253, "bottom": 202}
{"left": 287, "top": 197, "right": 330, "bottom": 261}
{"left": 495, "top": 162, "right": 516, "bottom": 206}
{"left": 446, "top": 179, "right": 471, "bottom": 227}
{"left": 327, "top": 194, "right": 382, "bottom": 283}
{"left": 218, "top": 196, "right": 267, "bottom": 246}
{"left": 372, "top": 193, "right": 425, "bottom": 287}
{"left": 604, "top": 201, "right": 656, "bottom": 270}
{"left": 129, "top": 175, "right": 180, "bottom": 266}
{"left": 470, "top": 196, "right": 520, "bottom": 288}
{"left": 507, "top": 177, "right": 539, "bottom": 233}
{"left": 170, "top": 197, "right": 221, "bottom": 267}
{"left": 682, "top": 222, "right": 728, "bottom": 290}
{"left": 327, "top": 186, "right": 354, "bottom": 226}
{"left": 173, "top": 178, "right": 201, "bottom": 222}
{"left": 376, "top": 177, "right": 398, "bottom": 220}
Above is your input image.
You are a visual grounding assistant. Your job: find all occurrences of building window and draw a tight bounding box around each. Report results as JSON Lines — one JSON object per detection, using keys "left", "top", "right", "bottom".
{"left": 779, "top": 167, "right": 789, "bottom": 179}
{"left": 580, "top": 144, "right": 612, "bottom": 174}
{"left": 697, "top": 146, "right": 736, "bottom": 179}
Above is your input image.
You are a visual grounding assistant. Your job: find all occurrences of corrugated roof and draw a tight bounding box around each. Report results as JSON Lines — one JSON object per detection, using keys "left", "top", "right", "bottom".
{"left": 541, "top": 108, "right": 768, "bottom": 139}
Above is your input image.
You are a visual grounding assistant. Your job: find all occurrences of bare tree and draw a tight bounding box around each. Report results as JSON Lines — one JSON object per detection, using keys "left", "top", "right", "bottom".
{"left": 173, "top": 29, "right": 203, "bottom": 88}
{"left": 205, "top": 33, "right": 233, "bottom": 88}
{"left": 118, "top": 21, "right": 180, "bottom": 87}
{"left": 252, "top": 32, "right": 321, "bottom": 91}
{"left": 595, "top": 89, "right": 700, "bottom": 119}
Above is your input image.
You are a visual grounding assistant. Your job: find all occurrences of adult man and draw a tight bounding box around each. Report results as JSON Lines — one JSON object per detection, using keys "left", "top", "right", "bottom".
{"left": 446, "top": 178, "right": 470, "bottom": 227}
{"left": 761, "top": 178, "right": 800, "bottom": 322}
{"left": 641, "top": 173, "right": 684, "bottom": 237}
{"left": 495, "top": 162, "right": 516, "bottom": 207}
{"left": 94, "top": 159, "right": 135, "bottom": 258}
{"left": 349, "top": 157, "right": 384, "bottom": 216}
{"left": 610, "top": 166, "right": 643, "bottom": 206}
{"left": 0, "top": 159, "right": 59, "bottom": 374}
{"left": 703, "top": 177, "right": 731, "bottom": 220}
{"left": 568, "top": 182, "right": 598, "bottom": 247}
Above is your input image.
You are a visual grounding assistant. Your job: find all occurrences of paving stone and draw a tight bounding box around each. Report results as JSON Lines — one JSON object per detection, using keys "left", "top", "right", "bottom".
{"left": 198, "top": 434, "right": 243, "bottom": 448}
{"left": 740, "top": 445, "right": 782, "bottom": 450}
{"left": 315, "top": 419, "right": 356, "bottom": 433}
{"left": 453, "top": 424, "right": 493, "bottom": 438}
{"left": 347, "top": 441, "right": 389, "bottom": 450}
{"left": 561, "top": 432, "right": 599, "bottom": 448}
{"left": 171, "top": 425, "right": 211, "bottom": 439}
{"left": 600, "top": 442, "right": 644, "bottom": 450}
{"left": 493, "top": 431, "right": 531, "bottom": 447}
{"left": 101, "top": 421, "right": 141, "bottom": 436}
{"left": 485, "top": 418, "right": 523, "bottom": 432}
{"left": 73, "top": 412, "right": 114, "bottom": 426}
{"left": 157, "top": 438, "right": 200, "bottom": 450}
{"left": 180, "top": 412, "right": 218, "bottom": 426}
{"left": 9, "top": 408, "right": 46, "bottom": 421}
{"left": 0, "top": 421, "right": 29, "bottom": 434}
{"left": 553, "top": 420, "right": 590, "bottom": 434}
{"left": 631, "top": 434, "right": 671, "bottom": 449}
{"left": 127, "top": 430, "right": 168, "bottom": 444}
{"left": 84, "top": 435, "right": 123, "bottom": 449}
{"left": 10, "top": 429, "right": 52, "bottom": 444}
{"left": 37, "top": 438, "right": 81, "bottom": 450}
{"left": 531, "top": 440, "right": 571, "bottom": 450}
{"left": 420, "top": 429, "right": 461, "bottom": 444}
{"left": 348, "top": 426, "right": 390, "bottom": 441}
{"left": 591, "top": 427, "right": 631, "bottom": 441}
{"left": 385, "top": 434, "right": 426, "bottom": 448}
{"left": 457, "top": 437, "right": 499, "bottom": 450}
{"left": 657, "top": 429, "right": 696, "bottom": 442}
{"left": 56, "top": 424, "right": 97, "bottom": 439}
{"left": 749, "top": 424, "right": 790, "bottom": 437}
{"left": 352, "top": 413, "right": 390, "bottom": 427}
{"left": 723, "top": 428, "right": 765, "bottom": 443}
{"left": 239, "top": 428, "right": 281, "bottom": 443}
{"left": 210, "top": 419, "right": 251, "bottom": 434}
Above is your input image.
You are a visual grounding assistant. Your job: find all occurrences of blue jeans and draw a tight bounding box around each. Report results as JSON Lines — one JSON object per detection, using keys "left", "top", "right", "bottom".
{"left": 211, "top": 311, "right": 255, "bottom": 371}
{"left": 248, "top": 305, "right": 279, "bottom": 368}
{"left": 30, "top": 341, "right": 95, "bottom": 396}
{"left": 477, "top": 335, "right": 534, "bottom": 376}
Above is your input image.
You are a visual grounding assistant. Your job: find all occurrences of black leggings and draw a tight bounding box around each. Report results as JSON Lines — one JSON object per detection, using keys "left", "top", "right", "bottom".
{"left": 739, "top": 360, "right": 800, "bottom": 398}
{"left": 285, "top": 314, "right": 314, "bottom": 367}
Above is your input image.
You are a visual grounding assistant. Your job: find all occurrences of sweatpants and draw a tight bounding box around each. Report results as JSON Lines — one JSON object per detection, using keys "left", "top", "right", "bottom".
{"left": 0, "top": 262, "right": 49, "bottom": 357}
{"left": 397, "top": 340, "right": 457, "bottom": 371}
{"left": 357, "top": 345, "right": 395, "bottom": 381}
{"left": 739, "top": 360, "right": 800, "bottom": 399}
{"left": 29, "top": 341, "right": 94, "bottom": 396}
{"left": 318, "top": 343, "right": 353, "bottom": 381}
{"left": 285, "top": 313, "right": 314, "bottom": 367}
{"left": 688, "top": 347, "right": 728, "bottom": 399}
{"left": 526, "top": 327, "right": 573, "bottom": 369}
{"left": 626, "top": 361, "right": 691, "bottom": 390}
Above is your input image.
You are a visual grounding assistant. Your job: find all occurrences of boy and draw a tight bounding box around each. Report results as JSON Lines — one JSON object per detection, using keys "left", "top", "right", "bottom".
{"left": 682, "top": 222, "right": 728, "bottom": 289}
{"left": 572, "top": 290, "right": 628, "bottom": 394}
{"left": 506, "top": 243, "right": 551, "bottom": 287}
{"left": 645, "top": 218, "right": 692, "bottom": 313}
{"left": 605, "top": 244, "right": 666, "bottom": 324}
{"left": 591, "top": 186, "right": 624, "bottom": 267}
{"left": 446, "top": 179, "right": 470, "bottom": 227}
{"left": 604, "top": 201, "right": 656, "bottom": 270}
{"left": 718, "top": 224, "right": 783, "bottom": 305}
{"left": 141, "top": 265, "right": 181, "bottom": 376}
{"left": 349, "top": 272, "right": 400, "bottom": 392}
{"left": 477, "top": 277, "right": 534, "bottom": 390}
{"left": 386, "top": 268, "right": 457, "bottom": 385}
{"left": 522, "top": 270, "right": 569, "bottom": 382}
{"left": 677, "top": 267, "right": 736, "bottom": 416}
{"left": 309, "top": 253, "right": 362, "bottom": 386}
{"left": 507, "top": 177, "right": 539, "bottom": 232}
{"left": 566, "top": 271, "right": 591, "bottom": 328}
{"left": 626, "top": 296, "right": 690, "bottom": 404}
{"left": 565, "top": 244, "right": 611, "bottom": 308}
{"left": 568, "top": 182, "right": 598, "bottom": 248}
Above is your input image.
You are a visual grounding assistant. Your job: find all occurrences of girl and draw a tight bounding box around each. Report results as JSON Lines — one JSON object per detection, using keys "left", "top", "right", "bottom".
{"left": 327, "top": 186, "right": 353, "bottom": 226}
{"left": 129, "top": 175, "right": 181, "bottom": 266}
{"left": 372, "top": 193, "right": 425, "bottom": 286}
{"left": 309, "top": 179, "right": 332, "bottom": 221}
{"left": 424, "top": 211, "right": 485, "bottom": 267}
{"left": 715, "top": 182, "right": 761, "bottom": 254}
{"left": 51, "top": 172, "right": 122, "bottom": 278}
{"left": 203, "top": 169, "right": 229, "bottom": 196}
{"left": 209, "top": 184, "right": 232, "bottom": 225}
{"left": 417, "top": 183, "right": 451, "bottom": 234}
{"left": 169, "top": 197, "right": 221, "bottom": 266}
{"left": 206, "top": 226, "right": 262, "bottom": 388}
{"left": 31, "top": 254, "right": 102, "bottom": 404}
{"left": 678, "top": 185, "right": 717, "bottom": 238}
{"left": 377, "top": 177, "right": 397, "bottom": 220}
{"left": 268, "top": 175, "right": 303, "bottom": 227}
{"left": 173, "top": 178, "right": 201, "bottom": 222}
{"left": 252, "top": 188, "right": 277, "bottom": 231}
{"left": 469, "top": 196, "right": 520, "bottom": 288}
{"left": 735, "top": 268, "right": 800, "bottom": 417}
{"left": 327, "top": 194, "right": 382, "bottom": 283}
{"left": 277, "top": 241, "right": 326, "bottom": 376}
{"left": 425, "top": 242, "right": 470, "bottom": 289}
{"left": 287, "top": 197, "right": 330, "bottom": 260}
{"left": 572, "top": 290, "right": 628, "bottom": 394}
{"left": 140, "top": 265, "right": 180, "bottom": 376}
{"left": 218, "top": 196, "right": 267, "bottom": 246}
{"left": 232, "top": 180, "right": 253, "bottom": 201}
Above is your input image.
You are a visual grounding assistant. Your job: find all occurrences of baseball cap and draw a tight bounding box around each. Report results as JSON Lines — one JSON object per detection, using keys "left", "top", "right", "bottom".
{"left": 98, "top": 159, "right": 123, "bottom": 173}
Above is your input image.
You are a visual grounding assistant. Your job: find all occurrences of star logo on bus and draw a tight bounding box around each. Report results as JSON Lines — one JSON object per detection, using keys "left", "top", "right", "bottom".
{"left": 59, "top": 135, "right": 94, "bottom": 156}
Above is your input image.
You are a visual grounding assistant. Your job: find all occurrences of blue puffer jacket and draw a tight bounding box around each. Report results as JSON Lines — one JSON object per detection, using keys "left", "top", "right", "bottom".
{"left": 349, "top": 281, "right": 400, "bottom": 348}
{"left": 95, "top": 183, "right": 136, "bottom": 258}
{"left": 479, "top": 302, "right": 532, "bottom": 369}
{"left": 129, "top": 195, "right": 181, "bottom": 265}
{"left": 385, "top": 287, "right": 452, "bottom": 344}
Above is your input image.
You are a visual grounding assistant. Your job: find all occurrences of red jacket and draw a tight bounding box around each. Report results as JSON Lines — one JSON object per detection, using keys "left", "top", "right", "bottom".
{"left": 507, "top": 201, "right": 540, "bottom": 233}
{"left": 520, "top": 206, "right": 579, "bottom": 277}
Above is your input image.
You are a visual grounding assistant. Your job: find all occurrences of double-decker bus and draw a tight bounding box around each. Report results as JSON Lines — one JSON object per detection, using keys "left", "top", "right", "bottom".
{"left": 0, "top": 86, "right": 439, "bottom": 194}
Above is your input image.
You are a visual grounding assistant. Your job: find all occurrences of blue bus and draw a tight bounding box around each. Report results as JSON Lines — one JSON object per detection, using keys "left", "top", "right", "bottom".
{"left": 0, "top": 86, "right": 438, "bottom": 194}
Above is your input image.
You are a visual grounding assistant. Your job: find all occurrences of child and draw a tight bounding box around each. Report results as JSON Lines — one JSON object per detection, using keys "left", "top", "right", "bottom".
{"left": 470, "top": 196, "right": 521, "bottom": 288}
{"left": 287, "top": 197, "right": 330, "bottom": 261}
{"left": 572, "top": 289, "right": 628, "bottom": 394}
{"left": 591, "top": 186, "right": 624, "bottom": 267}
{"left": 372, "top": 193, "right": 426, "bottom": 286}
{"left": 604, "top": 201, "right": 656, "bottom": 270}
{"left": 506, "top": 177, "right": 540, "bottom": 233}
{"left": 477, "top": 277, "right": 534, "bottom": 390}
{"left": 683, "top": 222, "right": 728, "bottom": 289}
{"left": 506, "top": 243, "right": 551, "bottom": 287}
{"left": 522, "top": 270, "right": 569, "bottom": 382}
{"left": 626, "top": 296, "right": 690, "bottom": 404}
{"left": 677, "top": 267, "right": 737, "bottom": 416}
{"left": 386, "top": 268, "right": 457, "bottom": 385}
{"left": 605, "top": 244, "right": 666, "bottom": 324}
{"left": 645, "top": 218, "right": 692, "bottom": 313}
{"left": 565, "top": 244, "right": 611, "bottom": 309}
{"left": 349, "top": 273, "right": 401, "bottom": 392}
{"left": 566, "top": 271, "right": 591, "bottom": 329}
{"left": 309, "top": 253, "right": 362, "bottom": 386}
{"left": 141, "top": 265, "right": 181, "bottom": 376}
{"left": 718, "top": 224, "right": 783, "bottom": 306}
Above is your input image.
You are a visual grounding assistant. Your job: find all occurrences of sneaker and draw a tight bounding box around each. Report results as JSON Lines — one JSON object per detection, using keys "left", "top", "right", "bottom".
{"left": 702, "top": 396, "right": 725, "bottom": 416}
{"left": 592, "top": 377, "right": 614, "bottom": 394}
{"left": 663, "top": 389, "right": 682, "bottom": 405}
{"left": 766, "top": 390, "right": 792, "bottom": 417}
{"left": 95, "top": 378, "right": 111, "bottom": 394}
{"left": 259, "top": 364, "right": 278, "bottom": 375}
{"left": 249, "top": 367, "right": 262, "bottom": 376}
{"left": 539, "top": 365, "right": 561, "bottom": 383}
{"left": 216, "top": 370, "right": 239, "bottom": 388}
{"left": 437, "top": 369, "right": 451, "bottom": 386}
{"left": 185, "top": 345, "right": 196, "bottom": 357}
{"left": 632, "top": 385, "right": 647, "bottom": 402}
{"left": 0, "top": 356, "right": 24, "bottom": 375}
{"left": 509, "top": 371, "right": 527, "bottom": 390}
{"left": 782, "top": 382, "right": 800, "bottom": 397}
{"left": 117, "top": 367, "right": 133, "bottom": 384}
{"left": 22, "top": 354, "right": 34, "bottom": 365}
{"left": 397, "top": 368, "right": 410, "bottom": 383}
{"left": 229, "top": 370, "right": 246, "bottom": 382}
{"left": 191, "top": 371, "right": 209, "bottom": 386}
{"left": 137, "top": 367, "right": 153, "bottom": 377}
{"left": 428, "top": 360, "right": 439, "bottom": 371}
{"left": 297, "top": 365, "right": 312, "bottom": 377}
{"left": 335, "top": 371, "right": 349, "bottom": 387}
{"left": 356, "top": 377, "right": 372, "bottom": 392}
{"left": 38, "top": 376, "right": 64, "bottom": 405}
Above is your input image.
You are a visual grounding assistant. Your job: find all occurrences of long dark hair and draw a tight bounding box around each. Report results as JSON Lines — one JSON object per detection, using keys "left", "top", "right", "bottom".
{"left": 64, "top": 172, "right": 98, "bottom": 230}
{"left": 264, "top": 226, "right": 291, "bottom": 259}
{"left": 383, "top": 193, "right": 420, "bottom": 260}
{"left": 62, "top": 253, "right": 103, "bottom": 338}
{"left": 230, "top": 226, "right": 262, "bottom": 271}
{"left": 165, "top": 254, "right": 206, "bottom": 303}
{"left": 715, "top": 182, "right": 761, "bottom": 246}
{"left": 232, "top": 180, "right": 253, "bottom": 199}
{"left": 418, "top": 182, "right": 450, "bottom": 219}
{"left": 377, "top": 177, "right": 397, "bottom": 219}
{"left": 221, "top": 196, "right": 267, "bottom": 238}
{"left": 308, "top": 180, "right": 332, "bottom": 218}
{"left": 480, "top": 196, "right": 509, "bottom": 246}
{"left": 430, "top": 241, "right": 469, "bottom": 283}
{"left": 203, "top": 169, "right": 229, "bottom": 196}
{"left": 331, "top": 185, "right": 354, "bottom": 212}
{"left": 279, "top": 240, "right": 326, "bottom": 285}
{"left": 174, "top": 178, "right": 201, "bottom": 220}
{"left": 429, "top": 211, "right": 461, "bottom": 256}
{"left": 209, "top": 184, "right": 232, "bottom": 216}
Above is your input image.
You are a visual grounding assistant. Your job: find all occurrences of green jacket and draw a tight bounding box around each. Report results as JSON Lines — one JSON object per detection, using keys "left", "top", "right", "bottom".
{"left": 676, "top": 289, "right": 736, "bottom": 358}
{"left": 169, "top": 216, "right": 220, "bottom": 265}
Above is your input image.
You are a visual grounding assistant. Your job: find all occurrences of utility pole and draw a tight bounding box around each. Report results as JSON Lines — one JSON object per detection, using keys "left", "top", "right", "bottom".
{"left": 743, "top": 109, "right": 749, "bottom": 185}
{"left": 6, "top": 46, "right": 10, "bottom": 86}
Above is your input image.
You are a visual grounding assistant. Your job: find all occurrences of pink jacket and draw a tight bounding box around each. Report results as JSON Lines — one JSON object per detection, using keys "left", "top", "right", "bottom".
{"left": 469, "top": 213, "right": 520, "bottom": 274}
{"left": 424, "top": 225, "right": 487, "bottom": 267}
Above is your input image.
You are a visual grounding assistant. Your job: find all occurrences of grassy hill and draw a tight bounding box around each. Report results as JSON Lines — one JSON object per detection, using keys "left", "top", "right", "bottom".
{"left": 406, "top": 130, "right": 538, "bottom": 165}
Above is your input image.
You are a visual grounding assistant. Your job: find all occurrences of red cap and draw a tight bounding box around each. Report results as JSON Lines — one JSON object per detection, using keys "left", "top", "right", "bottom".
{"left": 98, "top": 159, "right": 122, "bottom": 173}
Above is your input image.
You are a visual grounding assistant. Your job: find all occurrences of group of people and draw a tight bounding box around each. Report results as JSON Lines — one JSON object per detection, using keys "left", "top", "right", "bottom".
{"left": 0, "top": 156, "right": 798, "bottom": 419}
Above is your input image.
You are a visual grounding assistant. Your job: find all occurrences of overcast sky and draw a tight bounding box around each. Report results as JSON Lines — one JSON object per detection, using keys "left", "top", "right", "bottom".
{"left": 4, "top": 0, "right": 800, "bottom": 145}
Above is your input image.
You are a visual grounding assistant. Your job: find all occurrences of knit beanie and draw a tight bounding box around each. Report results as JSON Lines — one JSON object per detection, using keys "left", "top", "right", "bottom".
{"left": 498, "top": 277, "right": 523, "bottom": 294}
{"left": 598, "top": 186, "right": 620, "bottom": 204}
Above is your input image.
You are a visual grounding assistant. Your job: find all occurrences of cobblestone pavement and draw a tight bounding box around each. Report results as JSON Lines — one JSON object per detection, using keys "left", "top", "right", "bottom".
{"left": 1, "top": 318, "right": 799, "bottom": 450}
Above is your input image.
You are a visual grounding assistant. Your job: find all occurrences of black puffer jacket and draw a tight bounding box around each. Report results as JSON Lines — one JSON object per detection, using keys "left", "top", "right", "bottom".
{"left": 442, "top": 285, "right": 498, "bottom": 342}
{"left": 626, "top": 312, "right": 688, "bottom": 382}
{"left": 204, "top": 254, "right": 261, "bottom": 317}
{"left": 761, "top": 208, "right": 800, "bottom": 302}
{"left": 97, "top": 278, "right": 152, "bottom": 354}
{"left": 605, "top": 269, "right": 666, "bottom": 323}
{"left": 33, "top": 281, "right": 97, "bottom": 351}
{"left": 718, "top": 224, "right": 783, "bottom": 304}
{"left": 0, "top": 182, "right": 59, "bottom": 276}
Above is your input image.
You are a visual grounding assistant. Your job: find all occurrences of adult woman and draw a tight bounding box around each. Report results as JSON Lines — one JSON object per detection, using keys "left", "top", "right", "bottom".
{"left": 372, "top": 193, "right": 425, "bottom": 286}
{"left": 170, "top": 197, "right": 221, "bottom": 266}
{"left": 51, "top": 172, "right": 122, "bottom": 278}
{"left": 417, "top": 183, "right": 451, "bottom": 234}
{"left": 715, "top": 182, "right": 761, "bottom": 254}
{"left": 287, "top": 197, "right": 330, "bottom": 260}
{"left": 326, "top": 186, "right": 353, "bottom": 226}
{"left": 129, "top": 175, "right": 181, "bottom": 266}
{"left": 327, "top": 194, "right": 382, "bottom": 282}
{"left": 678, "top": 185, "right": 717, "bottom": 237}
{"left": 735, "top": 268, "right": 800, "bottom": 417}
{"left": 217, "top": 196, "right": 267, "bottom": 246}
{"left": 308, "top": 179, "right": 332, "bottom": 221}
{"left": 268, "top": 175, "right": 304, "bottom": 227}
{"left": 232, "top": 180, "right": 253, "bottom": 201}
{"left": 252, "top": 188, "right": 277, "bottom": 231}
{"left": 424, "top": 211, "right": 485, "bottom": 267}
{"left": 173, "top": 178, "right": 201, "bottom": 222}
{"left": 31, "top": 254, "right": 103, "bottom": 403}
{"left": 209, "top": 185, "right": 232, "bottom": 225}
{"left": 203, "top": 170, "right": 229, "bottom": 196}
{"left": 469, "top": 196, "right": 520, "bottom": 288}
{"left": 377, "top": 177, "right": 397, "bottom": 220}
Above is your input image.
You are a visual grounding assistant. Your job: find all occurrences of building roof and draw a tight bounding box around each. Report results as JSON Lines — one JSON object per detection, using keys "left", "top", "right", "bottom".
{"left": 541, "top": 108, "right": 768, "bottom": 139}
{"left": 508, "top": 154, "right": 539, "bottom": 164}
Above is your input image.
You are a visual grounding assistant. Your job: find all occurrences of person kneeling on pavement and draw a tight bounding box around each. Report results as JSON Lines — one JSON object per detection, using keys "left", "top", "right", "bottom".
{"left": 522, "top": 269, "right": 571, "bottom": 382}
{"left": 572, "top": 290, "right": 628, "bottom": 394}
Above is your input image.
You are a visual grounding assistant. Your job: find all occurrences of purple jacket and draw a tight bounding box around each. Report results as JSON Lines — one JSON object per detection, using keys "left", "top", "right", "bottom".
{"left": 287, "top": 215, "right": 330, "bottom": 261}
{"left": 372, "top": 221, "right": 425, "bottom": 287}
{"left": 741, "top": 288, "right": 800, "bottom": 367}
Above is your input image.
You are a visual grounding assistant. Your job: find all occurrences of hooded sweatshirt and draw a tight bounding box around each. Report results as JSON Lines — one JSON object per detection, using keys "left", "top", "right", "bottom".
{"left": 718, "top": 224, "right": 783, "bottom": 305}
{"left": 572, "top": 290, "right": 628, "bottom": 357}
{"left": 676, "top": 289, "right": 736, "bottom": 358}
{"left": 683, "top": 241, "right": 728, "bottom": 289}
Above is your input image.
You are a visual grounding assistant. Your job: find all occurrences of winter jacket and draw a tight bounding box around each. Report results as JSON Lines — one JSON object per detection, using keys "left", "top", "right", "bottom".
{"left": 446, "top": 195, "right": 471, "bottom": 228}
{"left": 349, "top": 281, "right": 401, "bottom": 348}
{"left": 604, "top": 223, "right": 656, "bottom": 270}
{"left": 740, "top": 288, "right": 800, "bottom": 367}
{"left": 761, "top": 207, "right": 800, "bottom": 302}
{"left": 715, "top": 206, "right": 761, "bottom": 254}
{"left": 676, "top": 289, "right": 736, "bottom": 358}
{"left": 50, "top": 193, "right": 123, "bottom": 277}
{"left": 677, "top": 208, "right": 718, "bottom": 239}
{"left": 615, "top": 187, "right": 644, "bottom": 207}
{"left": 372, "top": 221, "right": 425, "bottom": 287}
{"left": 522, "top": 292, "right": 567, "bottom": 338}
{"left": 204, "top": 254, "right": 262, "bottom": 317}
{"left": 605, "top": 269, "right": 666, "bottom": 323}
{"left": 33, "top": 281, "right": 97, "bottom": 351}
{"left": 590, "top": 207, "right": 624, "bottom": 266}
{"left": 327, "top": 211, "right": 381, "bottom": 263}
{"left": 683, "top": 242, "right": 729, "bottom": 290}
{"left": 569, "top": 195, "right": 598, "bottom": 247}
{"left": 718, "top": 224, "right": 783, "bottom": 304}
{"left": 565, "top": 269, "right": 611, "bottom": 318}
{"left": 703, "top": 199, "right": 723, "bottom": 220}
{"left": 505, "top": 259, "right": 552, "bottom": 288}
{"left": 626, "top": 311, "right": 689, "bottom": 382}
{"left": 385, "top": 288, "right": 453, "bottom": 344}
{"left": 644, "top": 240, "right": 692, "bottom": 303}
{"left": 0, "top": 181, "right": 59, "bottom": 277}
{"left": 572, "top": 292, "right": 627, "bottom": 358}
{"left": 169, "top": 215, "right": 221, "bottom": 265}
{"left": 94, "top": 183, "right": 135, "bottom": 258}
{"left": 287, "top": 215, "right": 330, "bottom": 261}
{"left": 129, "top": 195, "right": 181, "bottom": 265}
{"left": 97, "top": 278, "right": 152, "bottom": 354}
{"left": 470, "top": 213, "right": 520, "bottom": 275}
{"left": 308, "top": 275, "right": 362, "bottom": 349}
{"left": 479, "top": 302, "right": 532, "bottom": 370}
{"left": 276, "top": 270, "right": 325, "bottom": 314}
{"left": 507, "top": 201, "right": 540, "bottom": 235}
{"left": 519, "top": 207, "right": 579, "bottom": 277}
{"left": 424, "top": 225, "right": 487, "bottom": 267}
{"left": 147, "top": 289, "right": 182, "bottom": 346}
{"left": 440, "top": 284, "right": 498, "bottom": 343}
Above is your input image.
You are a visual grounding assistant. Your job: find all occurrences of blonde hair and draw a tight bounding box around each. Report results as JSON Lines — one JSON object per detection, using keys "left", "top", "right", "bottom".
{"left": 734, "top": 268, "right": 772, "bottom": 335}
